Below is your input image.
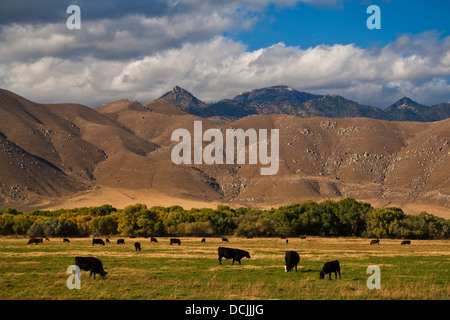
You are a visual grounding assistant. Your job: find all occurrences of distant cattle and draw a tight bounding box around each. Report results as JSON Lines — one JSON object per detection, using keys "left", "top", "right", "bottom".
{"left": 201, "top": 238, "right": 206, "bottom": 243}
{"left": 218, "top": 247, "right": 251, "bottom": 265}
{"left": 401, "top": 240, "right": 411, "bottom": 245}
{"left": 75, "top": 257, "right": 107, "bottom": 279}
{"left": 27, "top": 238, "right": 43, "bottom": 245}
{"left": 170, "top": 238, "right": 181, "bottom": 245}
{"left": 134, "top": 242, "right": 141, "bottom": 251}
{"left": 63, "top": 238, "right": 70, "bottom": 243}
{"left": 150, "top": 237, "right": 158, "bottom": 243}
{"left": 92, "top": 238, "right": 105, "bottom": 246}
{"left": 117, "top": 239, "right": 125, "bottom": 244}
{"left": 285, "top": 251, "right": 300, "bottom": 272}
{"left": 222, "top": 237, "right": 229, "bottom": 242}
{"left": 370, "top": 239, "right": 380, "bottom": 245}
{"left": 300, "top": 236, "right": 307, "bottom": 239}
{"left": 320, "top": 260, "right": 341, "bottom": 280}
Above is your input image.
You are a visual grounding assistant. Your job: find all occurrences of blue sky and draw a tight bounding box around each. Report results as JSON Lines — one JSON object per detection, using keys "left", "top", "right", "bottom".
{"left": 0, "top": 0, "right": 449, "bottom": 108}
{"left": 235, "top": 1, "right": 450, "bottom": 50}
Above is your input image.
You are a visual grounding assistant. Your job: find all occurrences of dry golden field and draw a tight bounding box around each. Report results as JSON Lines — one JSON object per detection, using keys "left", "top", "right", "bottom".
{"left": 0, "top": 236, "right": 449, "bottom": 300}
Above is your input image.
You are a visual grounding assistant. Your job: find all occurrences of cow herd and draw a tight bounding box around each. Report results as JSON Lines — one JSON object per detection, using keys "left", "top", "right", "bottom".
{"left": 25, "top": 236, "right": 413, "bottom": 281}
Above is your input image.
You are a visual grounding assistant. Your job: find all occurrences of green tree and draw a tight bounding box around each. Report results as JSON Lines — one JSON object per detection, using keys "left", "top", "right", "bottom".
{"left": 91, "top": 215, "right": 118, "bottom": 235}
{"left": 367, "top": 207, "right": 405, "bottom": 238}
{"left": 0, "top": 214, "right": 15, "bottom": 235}
{"left": 12, "top": 215, "right": 36, "bottom": 235}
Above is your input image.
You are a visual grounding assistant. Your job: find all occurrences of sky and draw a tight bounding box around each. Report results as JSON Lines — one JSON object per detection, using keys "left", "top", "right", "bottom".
{"left": 0, "top": 0, "right": 449, "bottom": 108}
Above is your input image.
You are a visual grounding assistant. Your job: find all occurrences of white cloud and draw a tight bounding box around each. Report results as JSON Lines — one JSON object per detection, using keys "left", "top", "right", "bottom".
{"left": 0, "top": 1, "right": 448, "bottom": 108}
{"left": 1, "top": 31, "right": 449, "bottom": 108}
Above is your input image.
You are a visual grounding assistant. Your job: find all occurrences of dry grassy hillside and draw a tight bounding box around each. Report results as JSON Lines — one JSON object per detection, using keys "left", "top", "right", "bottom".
{"left": 0, "top": 89, "right": 448, "bottom": 218}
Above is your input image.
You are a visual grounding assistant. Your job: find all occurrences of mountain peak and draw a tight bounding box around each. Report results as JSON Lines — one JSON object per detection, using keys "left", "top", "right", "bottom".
{"left": 390, "top": 97, "right": 426, "bottom": 110}
{"left": 159, "top": 86, "right": 206, "bottom": 111}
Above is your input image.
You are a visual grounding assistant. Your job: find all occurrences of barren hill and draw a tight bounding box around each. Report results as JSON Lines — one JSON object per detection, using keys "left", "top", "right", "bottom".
{"left": 0, "top": 89, "right": 449, "bottom": 218}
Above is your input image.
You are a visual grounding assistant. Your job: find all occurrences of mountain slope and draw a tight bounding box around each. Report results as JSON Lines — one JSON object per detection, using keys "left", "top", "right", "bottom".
{"left": 160, "top": 85, "right": 207, "bottom": 111}
{"left": 159, "top": 85, "right": 450, "bottom": 123}
{"left": 0, "top": 88, "right": 449, "bottom": 217}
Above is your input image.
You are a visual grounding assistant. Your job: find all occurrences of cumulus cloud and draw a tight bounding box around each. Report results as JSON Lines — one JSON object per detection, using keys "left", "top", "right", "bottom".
{"left": 1, "top": 31, "right": 449, "bottom": 108}
{"left": 0, "top": 1, "right": 448, "bottom": 108}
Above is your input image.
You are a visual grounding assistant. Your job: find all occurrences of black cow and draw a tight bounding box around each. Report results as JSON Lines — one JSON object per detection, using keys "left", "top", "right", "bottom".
{"left": 27, "top": 238, "right": 43, "bottom": 245}
{"left": 222, "top": 237, "right": 229, "bottom": 242}
{"left": 401, "top": 240, "right": 411, "bottom": 245}
{"left": 201, "top": 238, "right": 206, "bottom": 243}
{"left": 134, "top": 242, "right": 141, "bottom": 251}
{"left": 92, "top": 238, "right": 105, "bottom": 246}
{"left": 285, "top": 251, "right": 300, "bottom": 272}
{"left": 63, "top": 238, "right": 70, "bottom": 243}
{"left": 320, "top": 260, "right": 341, "bottom": 280}
{"left": 117, "top": 239, "right": 125, "bottom": 244}
{"left": 151, "top": 237, "right": 158, "bottom": 243}
{"left": 106, "top": 238, "right": 110, "bottom": 243}
{"left": 218, "top": 247, "right": 251, "bottom": 265}
{"left": 75, "top": 257, "right": 107, "bottom": 279}
{"left": 170, "top": 238, "right": 181, "bottom": 245}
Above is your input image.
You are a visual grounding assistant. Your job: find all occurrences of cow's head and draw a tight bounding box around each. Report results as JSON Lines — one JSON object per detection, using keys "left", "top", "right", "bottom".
{"left": 244, "top": 251, "right": 251, "bottom": 259}
{"left": 100, "top": 271, "right": 108, "bottom": 279}
{"left": 319, "top": 271, "right": 325, "bottom": 279}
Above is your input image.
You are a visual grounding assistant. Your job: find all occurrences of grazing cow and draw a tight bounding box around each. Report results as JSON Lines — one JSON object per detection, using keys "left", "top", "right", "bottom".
{"left": 92, "top": 238, "right": 105, "bottom": 246}
{"left": 285, "top": 251, "right": 300, "bottom": 272}
{"left": 63, "top": 238, "right": 70, "bottom": 243}
{"left": 218, "top": 247, "right": 251, "bottom": 265}
{"left": 27, "top": 238, "right": 43, "bottom": 245}
{"left": 75, "top": 257, "right": 107, "bottom": 279}
{"left": 117, "top": 239, "right": 125, "bottom": 245}
{"left": 106, "top": 238, "right": 110, "bottom": 243}
{"left": 319, "top": 260, "right": 341, "bottom": 280}
{"left": 201, "top": 238, "right": 206, "bottom": 243}
{"left": 401, "top": 240, "right": 411, "bottom": 245}
{"left": 170, "top": 238, "right": 181, "bottom": 245}
{"left": 370, "top": 239, "right": 380, "bottom": 245}
{"left": 134, "top": 242, "right": 141, "bottom": 251}
{"left": 222, "top": 237, "right": 229, "bottom": 242}
{"left": 150, "top": 237, "right": 158, "bottom": 243}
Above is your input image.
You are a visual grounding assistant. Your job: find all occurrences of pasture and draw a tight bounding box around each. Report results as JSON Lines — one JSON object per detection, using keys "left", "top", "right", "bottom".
{"left": 0, "top": 236, "right": 448, "bottom": 300}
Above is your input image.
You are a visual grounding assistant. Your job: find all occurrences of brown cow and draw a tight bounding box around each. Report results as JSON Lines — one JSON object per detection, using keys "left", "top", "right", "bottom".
{"left": 370, "top": 239, "right": 380, "bottom": 245}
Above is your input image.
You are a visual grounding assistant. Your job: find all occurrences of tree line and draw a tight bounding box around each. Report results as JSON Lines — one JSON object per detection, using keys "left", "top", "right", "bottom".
{"left": 0, "top": 198, "right": 449, "bottom": 239}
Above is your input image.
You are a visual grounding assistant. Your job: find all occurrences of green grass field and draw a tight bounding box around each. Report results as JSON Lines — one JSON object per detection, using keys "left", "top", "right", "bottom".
{"left": 0, "top": 236, "right": 448, "bottom": 300}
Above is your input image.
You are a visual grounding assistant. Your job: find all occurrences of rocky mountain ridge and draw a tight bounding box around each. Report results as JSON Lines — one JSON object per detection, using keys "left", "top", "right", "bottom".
{"left": 160, "top": 85, "right": 450, "bottom": 123}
